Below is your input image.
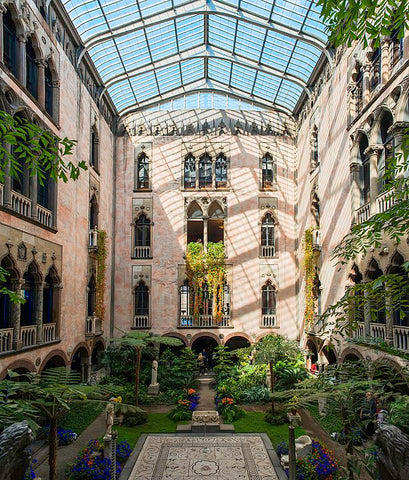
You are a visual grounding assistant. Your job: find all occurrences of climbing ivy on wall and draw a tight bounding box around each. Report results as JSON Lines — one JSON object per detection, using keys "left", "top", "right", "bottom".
{"left": 95, "top": 230, "right": 108, "bottom": 320}
{"left": 186, "top": 241, "right": 226, "bottom": 322}
{"left": 303, "top": 228, "right": 315, "bottom": 329}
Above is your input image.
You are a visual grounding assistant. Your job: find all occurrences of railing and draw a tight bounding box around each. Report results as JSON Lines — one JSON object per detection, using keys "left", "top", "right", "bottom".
{"left": 356, "top": 202, "right": 371, "bottom": 224}
{"left": 376, "top": 190, "right": 394, "bottom": 214}
{"left": 42, "top": 323, "right": 56, "bottom": 343}
{"left": 20, "top": 325, "right": 37, "bottom": 348}
{"left": 179, "top": 315, "right": 231, "bottom": 327}
{"left": 133, "top": 246, "right": 151, "bottom": 258}
{"left": 88, "top": 228, "right": 98, "bottom": 250}
{"left": 261, "top": 245, "right": 275, "bottom": 258}
{"left": 133, "top": 315, "right": 150, "bottom": 328}
{"left": 11, "top": 191, "right": 31, "bottom": 217}
{"left": 0, "top": 328, "right": 13, "bottom": 353}
{"left": 86, "top": 316, "right": 103, "bottom": 336}
{"left": 261, "top": 314, "right": 276, "bottom": 328}
{"left": 393, "top": 325, "right": 409, "bottom": 352}
{"left": 370, "top": 323, "right": 386, "bottom": 341}
{"left": 36, "top": 204, "right": 53, "bottom": 227}
{"left": 352, "top": 322, "right": 365, "bottom": 339}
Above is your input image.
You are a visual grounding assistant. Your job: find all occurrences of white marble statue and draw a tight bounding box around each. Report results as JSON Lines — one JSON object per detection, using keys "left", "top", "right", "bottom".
{"left": 105, "top": 402, "right": 115, "bottom": 436}
{"left": 151, "top": 359, "right": 159, "bottom": 385}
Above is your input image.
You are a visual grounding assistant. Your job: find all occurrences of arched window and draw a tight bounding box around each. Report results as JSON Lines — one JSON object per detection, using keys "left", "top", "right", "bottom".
{"left": 310, "top": 126, "right": 319, "bottom": 171}
{"left": 11, "top": 113, "right": 29, "bottom": 197}
{"left": 359, "top": 134, "right": 370, "bottom": 204}
{"left": 134, "top": 214, "right": 151, "bottom": 258}
{"left": 262, "top": 281, "right": 276, "bottom": 315}
{"left": 134, "top": 282, "right": 149, "bottom": 317}
{"left": 89, "top": 195, "right": 98, "bottom": 230}
{"left": 199, "top": 152, "right": 212, "bottom": 188}
{"left": 261, "top": 152, "right": 275, "bottom": 188}
{"left": 215, "top": 153, "right": 227, "bottom": 187}
{"left": 261, "top": 213, "right": 276, "bottom": 257}
{"left": 365, "top": 259, "right": 385, "bottom": 324}
{"left": 184, "top": 153, "right": 196, "bottom": 189}
{"left": 349, "top": 264, "right": 364, "bottom": 324}
{"left": 370, "top": 45, "right": 381, "bottom": 90}
{"left": 43, "top": 266, "right": 60, "bottom": 325}
{"left": 0, "top": 256, "right": 18, "bottom": 330}
{"left": 136, "top": 152, "right": 149, "bottom": 189}
{"left": 26, "top": 38, "right": 38, "bottom": 99}
{"left": 90, "top": 125, "right": 99, "bottom": 171}
{"left": 21, "top": 263, "right": 41, "bottom": 326}
{"left": 37, "top": 173, "right": 50, "bottom": 209}
{"left": 87, "top": 274, "right": 96, "bottom": 317}
{"left": 45, "top": 65, "right": 54, "bottom": 117}
{"left": 187, "top": 202, "right": 204, "bottom": 244}
{"left": 379, "top": 111, "right": 394, "bottom": 192}
{"left": 208, "top": 201, "right": 224, "bottom": 244}
{"left": 387, "top": 253, "right": 409, "bottom": 327}
{"left": 3, "top": 10, "right": 18, "bottom": 77}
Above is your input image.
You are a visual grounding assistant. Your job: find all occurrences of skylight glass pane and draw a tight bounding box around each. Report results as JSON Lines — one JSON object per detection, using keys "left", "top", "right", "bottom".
{"left": 156, "top": 63, "right": 181, "bottom": 93}
{"left": 208, "top": 58, "right": 231, "bottom": 84}
{"left": 101, "top": 0, "right": 140, "bottom": 30}
{"left": 213, "top": 93, "right": 227, "bottom": 109}
{"left": 230, "top": 64, "right": 257, "bottom": 92}
{"left": 253, "top": 71, "right": 281, "bottom": 101}
{"left": 176, "top": 15, "right": 204, "bottom": 51}
{"left": 234, "top": 21, "right": 265, "bottom": 59}
{"left": 261, "top": 33, "right": 296, "bottom": 72}
{"left": 208, "top": 15, "right": 236, "bottom": 52}
{"left": 173, "top": 97, "right": 185, "bottom": 109}
{"left": 146, "top": 21, "right": 178, "bottom": 61}
{"left": 185, "top": 94, "right": 199, "bottom": 109}
{"left": 181, "top": 58, "right": 204, "bottom": 84}
{"left": 131, "top": 71, "right": 159, "bottom": 102}
{"left": 240, "top": 0, "right": 273, "bottom": 19}
{"left": 138, "top": 0, "right": 173, "bottom": 17}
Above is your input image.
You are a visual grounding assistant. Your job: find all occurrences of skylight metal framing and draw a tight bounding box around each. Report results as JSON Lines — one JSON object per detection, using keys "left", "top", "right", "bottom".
{"left": 63, "top": 0, "right": 329, "bottom": 114}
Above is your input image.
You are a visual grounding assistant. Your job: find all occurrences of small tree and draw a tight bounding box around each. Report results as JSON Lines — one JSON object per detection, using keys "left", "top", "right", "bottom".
{"left": 110, "top": 331, "right": 182, "bottom": 406}
{"left": 254, "top": 334, "right": 305, "bottom": 414}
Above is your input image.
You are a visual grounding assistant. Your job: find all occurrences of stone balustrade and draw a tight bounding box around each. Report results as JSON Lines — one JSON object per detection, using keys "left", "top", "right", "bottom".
{"left": 0, "top": 328, "right": 13, "bottom": 354}
{"left": 133, "top": 246, "right": 151, "bottom": 258}
{"left": 370, "top": 322, "right": 386, "bottom": 341}
{"left": 261, "top": 245, "right": 275, "bottom": 258}
{"left": 11, "top": 191, "right": 31, "bottom": 217}
{"left": 36, "top": 204, "right": 53, "bottom": 227}
{"left": 393, "top": 325, "right": 409, "bottom": 352}
{"left": 88, "top": 228, "right": 98, "bottom": 250}
{"left": 20, "top": 325, "right": 37, "bottom": 348}
{"left": 376, "top": 190, "right": 394, "bottom": 214}
{"left": 86, "top": 316, "right": 103, "bottom": 336}
{"left": 352, "top": 322, "right": 365, "bottom": 339}
{"left": 179, "top": 315, "right": 231, "bottom": 327}
{"left": 42, "top": 323, "right": 56, "bottom": 343}
{"left": 133, "top": 315, "right": 150, "bottom": 328}
{"left": 261, "top": 314, "right": 276, "bottom": 328}
{"left": 356, "top": 202, "right": 371, "bottom": 224}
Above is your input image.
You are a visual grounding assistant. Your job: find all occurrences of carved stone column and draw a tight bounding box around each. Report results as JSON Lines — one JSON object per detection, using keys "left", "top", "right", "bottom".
{"left": 203, "top": 216, "right": 208, "bottom": 245}
{"left": 349, "top": 161, "right": 360, "bottom": 225}
{"left": 211, "top": 158, "right": 216, "bottom": 189}
{"left": 381, "top": 37, "right": 391, "bottom": 84}
{"left": 195, "top": 159, "right": 199, "bottom": 189}
{"left": 0, "top": 3, "right": 7, "bottom": 63}
{"left": 364, "top": 145, "right": 383, "bottom": 212}
{"left": 10, "top": 281, "right": 22, "bottom": 350}
{"left": 363, "top": 62, "right": 371, "bottom": 105}
{"left": 17, "top": 34, "right": 27, "bottom": 86}
{"left": 36, "top": 59, "right": 46, "bottom": 108}
{"left": 52, "top": 80, "right": 60, "bottom": 123}
{"left": 388, "top": 121, "right": 409, "bottom": 175}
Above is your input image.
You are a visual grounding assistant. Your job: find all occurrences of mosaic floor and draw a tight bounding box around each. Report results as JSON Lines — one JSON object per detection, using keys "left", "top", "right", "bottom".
{"left": 127, "top": 434, "right": 279, "bottom": 480}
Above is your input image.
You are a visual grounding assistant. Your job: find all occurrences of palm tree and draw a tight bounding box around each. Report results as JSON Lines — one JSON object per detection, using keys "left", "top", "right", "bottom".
{"left": 110, "top": 330, "right": 182, "bottom": 406}
{"left": 254, "top": 334, "right": 304, "bottom": 414}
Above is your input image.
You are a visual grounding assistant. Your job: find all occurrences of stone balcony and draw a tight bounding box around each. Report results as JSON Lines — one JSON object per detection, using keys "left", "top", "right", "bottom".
{"left": 351, "top": 322, "right": 409, "bottom": 353}
{"left": 132, "top": 315, "right": 150, "bottom": 328}
{"left": 178, "top": 315, "right": 232, "bottom": 328}
{"left": 86, "top": 316, "right": 103, "bottom": 337}
{"left": 261, "top": 314, "right": 276, "bottom": 328}
{"left": 0, "top": 323, "right": 57, "bottom": 355}
{"left": 1, "top": 189, "right": 54, "bottom": 229}
{"left": 355, "top": 189, "right": 395, "bottom": 225}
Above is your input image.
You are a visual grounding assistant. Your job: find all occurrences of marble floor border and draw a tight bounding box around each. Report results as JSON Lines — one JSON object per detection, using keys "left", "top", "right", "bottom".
{"left": 119, "top": 433, "right": 288, "bottom": 480}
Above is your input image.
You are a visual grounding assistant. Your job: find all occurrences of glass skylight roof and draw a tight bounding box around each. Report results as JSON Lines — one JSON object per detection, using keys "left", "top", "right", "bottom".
{"left": 63, "top": 0, "right": 329, "bottom": 115}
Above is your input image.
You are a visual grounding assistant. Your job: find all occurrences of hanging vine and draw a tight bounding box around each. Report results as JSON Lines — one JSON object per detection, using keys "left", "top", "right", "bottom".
{"left": 303, "top": 228, "right": 315, "bottom": 329}
{"left": 95, "top": 229, "right": 108, "bottom": 320}
{"left": 186, "top": 241, "right": 226, "bottom": 322}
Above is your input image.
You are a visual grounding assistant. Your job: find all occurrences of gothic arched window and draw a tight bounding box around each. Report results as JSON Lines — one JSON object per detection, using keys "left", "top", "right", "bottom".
{"left": 87, "top": 274, "right": 96, "bottom": 317}
{"left": 43, "top": 266, "right": 60, "bottom": 325}
{"left": 262, "top": 281, "right": 276, "bottom": 315}
{"left": 311, "top": 126, "right": 319, "bottom": 171}
{"left": 378, "top": 111, "right": 394, "bottom": 192}
{"left": 3, "top": 10, "right": 18, "bottom": 77}
{"left": 365, "top": 259, "right": 385, "bottom": 324}
{"left": 134, "top": 282, "right": 149, "bottom": 317}
{"left": 370, "top": 45, "right": 381, "bottom": 91}
{"left": 136, "top": 152, "right": 149, "bottom": 189}
{"left": 45, "top": 65, "right": 54, "bottom": 117}
{"left": 199, "top": 152, "right": 212, "bottom": 188}
{"left": 359, "top": 134, "right": 370, "bottom": 205}
{"left": 26, "top": 37, "right": 38, "bottom": 99}
{"left": 261, "top": 152, "right": 275, "bottom": 189}
{"left": 21, "top": 263, "right": 41, "bottom": 326}
{"left": 215, "top": 153, "right": 227, "bottom": 187}
{"left": 184, "top": 153, "right": 196, "bottom": 189}
{"left": 90, "top": 125, "right": 99, "bottom": 171}
{"left": 134, "top": 214, "right": 151, "bottom": 258}
{"left": 261, "top": 213, "right": 276, "bottom": 257}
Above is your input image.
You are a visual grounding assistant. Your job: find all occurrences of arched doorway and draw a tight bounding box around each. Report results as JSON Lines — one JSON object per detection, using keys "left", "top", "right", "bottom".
{"left": 191, "top": 335, "right": 219, "bottom": 355}
{"left": 41, "top": 354, "right": 66, "bottom": 371}
{"left": 225, "top": 336, "right": 251, "bottom": 351}
{"left": 71, "top": 346, "right": 90, "bottom": 384}
{"left": 343, "top": 353, "right": 361, "bottom": 362}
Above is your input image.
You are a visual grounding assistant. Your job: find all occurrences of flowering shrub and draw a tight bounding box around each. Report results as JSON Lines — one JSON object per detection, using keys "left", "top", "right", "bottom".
{"left": 282, "top": 440, "right": 339, "bottom": 480}
{"left": 42, "top": 426, "right": 77, "bottom": 446}
{"left": 276, "top": 441, "right": 289, "bottom": 456}
{"left": 67, "top": 439, "right": 131, "bottom": 480}
{"left": 215, "top": 393, "right": 245, "bottom": 422}
{"left": 169, "top": 388, "right": 200, "bottom": 421}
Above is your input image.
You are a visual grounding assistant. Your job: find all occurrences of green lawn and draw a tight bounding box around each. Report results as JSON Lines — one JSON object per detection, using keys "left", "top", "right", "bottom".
{"left": 233, "top": 412, "right": 305, "bottom": 448}
{"left": 60, "top": 401, "right": 105, "bottom": 435}
{"left": 115, "top": 413, "right": 188, "bottom": 447}
{"left": 114, "top": 412, "right": 305, "bottom": 449}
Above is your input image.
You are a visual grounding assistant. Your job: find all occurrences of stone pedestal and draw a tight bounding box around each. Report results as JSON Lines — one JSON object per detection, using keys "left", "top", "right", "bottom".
{"left": 103, "top": 434, "right": 112, "bottom": 460}
{"left": 148, "top": 383, "right": 160, "bottom": 395}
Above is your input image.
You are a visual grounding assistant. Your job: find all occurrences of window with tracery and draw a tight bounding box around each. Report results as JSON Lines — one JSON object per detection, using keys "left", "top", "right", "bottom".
{"left": 90, "top": 125, "right": 99, "bottom": 172}
{"left": 134, "top": 282, "right": 149, "bottom": 317}
{"left": 261, "top": 213, "right": 276, "bottom": 257}
{"left": 3, "top": 10, "right": 18, "bottom": 77}
{"left": 310, "top": 126, "right": 319, "bottom": 171}
{"left": 199, "top": 152, "right": 212, "bottom": 188}
{"left": 359, "top": 135, "right": 370, "bottom": 205}
{"left": 134, "top": 214, "right": 151, "bottom": 258}
{"left": 378, "top": 111, "right": 394, "bottom": 192}
{"left": 262, "top": 281, "right": 276, "bottom": 315}
{"left": 136, "top": 152, "right": 149, "bottom": 189}
{"left": 184, "top": 153, "right": 196, "bottom": 189}
{"left": 261, "top": 152, "right": 275, "bottom": 189}
{"left": 215, "top": 153, "right": 227, "bottom": 187}
{"left": 370, "top": 46, "right": 381, "bottom": 90}
{"left": 26, "top": 38, "right": 38, "bottom": 99}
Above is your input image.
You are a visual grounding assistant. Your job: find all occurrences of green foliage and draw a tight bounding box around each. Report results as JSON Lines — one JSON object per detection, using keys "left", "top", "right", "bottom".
{"left": 318, "top": 0, "right": 409, "bottom": 48}
{"left": 303, "top": 227, "right": 315, "bottom": 329}
{"left": 264, "top": 408, "right": 288, "bottom": 426}
{"left": 219, "top": 403, "right": 245, "bottom": 423}
{"left": 59, "top": 401, "right": 105, "bottom": 434}
{"left": 213, "top": 345, "right": 235, "bottom": 382}
{"left": 168, "top": 405, "right": 193, "bottom": 421}
{"left": 95, "top": 230, "right": 108, "bottom": 321}
{"left": 102, "top": 344, "right": 136, "bottom": 381}
{"left": 159, "top": 348, "right": 198, "bottom": 390}
{"left": 307, "top": 403, "right": 344, "bottom": 436}
{"left": 274, "top": 360, "right": 308, "bottom": 391}
{"left": 115, "top": 404, "right": 148, "bottom": 426}
{"left": 388, "top": 396, "right": 409, "bottom": 435}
